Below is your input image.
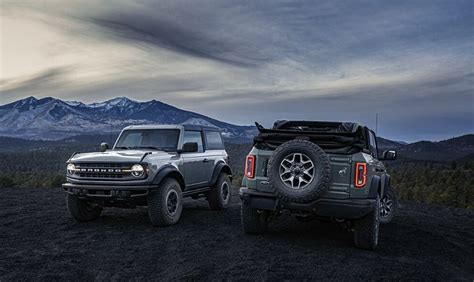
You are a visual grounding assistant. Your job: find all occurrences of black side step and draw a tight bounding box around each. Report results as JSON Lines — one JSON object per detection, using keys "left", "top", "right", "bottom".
{"left": 183, "top": 187, "right": 211, "bottom": 197}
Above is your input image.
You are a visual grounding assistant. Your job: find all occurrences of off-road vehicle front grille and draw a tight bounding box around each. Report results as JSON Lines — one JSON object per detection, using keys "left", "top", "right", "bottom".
{"left": 71, "top": 163, "right": 137, "bottom": 180}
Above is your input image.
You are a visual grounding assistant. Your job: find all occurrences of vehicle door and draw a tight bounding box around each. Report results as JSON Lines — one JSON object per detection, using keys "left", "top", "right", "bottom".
{"left": 203, "top": 130, "right": 226, "bottom": 178}
{"left": 181, "top": 130, "right": 213, "bottom": 188}
{"left": 367, "top": 129, "right": 385, "bottom": 176}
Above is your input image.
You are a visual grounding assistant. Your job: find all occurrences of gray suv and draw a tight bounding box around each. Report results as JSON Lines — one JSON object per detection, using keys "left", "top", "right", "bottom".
{"left": 240, "top": 121, "right": 398, "bottom": 250}
{"left": 63, "top": 124, "right": 232, "bottom": 226}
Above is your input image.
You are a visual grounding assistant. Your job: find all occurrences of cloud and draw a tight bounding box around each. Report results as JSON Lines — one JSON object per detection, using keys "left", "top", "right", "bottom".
{"left": 88, "top": 17, "right": 265, "bottom": 67}
{"left": 0, "top": 0, "right": 473, "bottom": 141}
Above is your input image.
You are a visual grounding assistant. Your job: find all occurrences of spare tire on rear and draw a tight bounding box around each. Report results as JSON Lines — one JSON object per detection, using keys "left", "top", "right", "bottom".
{"left": 268, "top": 139, "right": 331, "bottom": 204}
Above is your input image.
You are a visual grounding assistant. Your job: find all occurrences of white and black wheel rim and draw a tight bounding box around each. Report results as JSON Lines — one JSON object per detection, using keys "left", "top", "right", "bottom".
{"left": 221, "top": 182, "right": 230, "bottom": 203}
{"left": 380, "top": 194, "right": 393, "bottom": 219}
{"left": 166, "top": 189, "right": 179, "bottom": 216}
{"left": 279, "top": 153, "right": 315, "bottom": 189}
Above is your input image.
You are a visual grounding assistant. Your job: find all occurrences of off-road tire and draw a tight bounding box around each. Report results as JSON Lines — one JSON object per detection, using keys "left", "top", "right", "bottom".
{"left": 380, "top": 186, "right": 398, "bottom": 224}
{"left": 67, "top": 194, "right": 102, "bottom": 222}
{"left": 354, "top": 195, "right": 380, "bottom": 250}
{"left": 147, "top": 178, "right": 183, "bottom": 227}
{"left": 241, "top": 201, "right": 269, "bottom": 234}
{"left": 268, "top": 139, "right": 331, "bottom": 204}
{"left": 208, "top": 173, "right": 232, "bottom": 210}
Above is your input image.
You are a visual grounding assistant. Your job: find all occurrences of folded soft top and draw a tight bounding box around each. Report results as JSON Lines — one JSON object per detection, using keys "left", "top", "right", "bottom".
{"left": 254, "top": 120, "right": 367, "bottom": 154}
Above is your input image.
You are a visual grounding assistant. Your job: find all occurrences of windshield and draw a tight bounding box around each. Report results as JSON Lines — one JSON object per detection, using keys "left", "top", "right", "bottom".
{"left": 114, "top": 129, "right": 180, "bottom": 151}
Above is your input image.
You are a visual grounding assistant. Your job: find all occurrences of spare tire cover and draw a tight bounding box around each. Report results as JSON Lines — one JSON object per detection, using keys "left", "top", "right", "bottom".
{"left": 268, "top": 139, "right": 331, "bottom": 204}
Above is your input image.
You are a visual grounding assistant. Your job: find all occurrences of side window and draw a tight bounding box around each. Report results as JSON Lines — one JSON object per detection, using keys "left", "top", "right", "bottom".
{"left": 183, "top": 131, "right": 204, "bottom": 153}
{"left": 205, "top": 131, "right": 224, "bottom": 150}
{"left": 368, "top": 131, "right": 378, "bottom": 158}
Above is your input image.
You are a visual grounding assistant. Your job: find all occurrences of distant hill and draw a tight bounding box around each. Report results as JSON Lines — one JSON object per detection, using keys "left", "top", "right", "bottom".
{"left": 380, "top": 134, "right": 474, "bottom": 162}
{"left": 1, "top": 97, "right": 472, "bottom": 161}
{"left": 377, "top": 137, "right": 407, "bottom": 150}
{"left": 0, "top": 135, "right": 111, "bottom": 153}
{"left": 0, "top": 96, "right": 257, "bottom": 141}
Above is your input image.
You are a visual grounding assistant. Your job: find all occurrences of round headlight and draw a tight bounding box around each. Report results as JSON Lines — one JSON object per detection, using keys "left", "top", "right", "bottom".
{"left": 131, "top": 164, "right": 145, "bottom": 177}
{"left": 67, "top": 163, "right": 76, "bottom": 175}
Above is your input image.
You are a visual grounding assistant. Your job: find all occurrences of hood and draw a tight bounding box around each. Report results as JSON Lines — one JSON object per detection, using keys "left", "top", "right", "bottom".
{"left": 70, "top": 150, "right": 174, "bottom": 163}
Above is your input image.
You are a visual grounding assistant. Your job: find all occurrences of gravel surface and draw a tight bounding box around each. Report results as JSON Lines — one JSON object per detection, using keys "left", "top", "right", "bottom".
{"left": 0, "top": 187, "right": 473, "bottom": 280}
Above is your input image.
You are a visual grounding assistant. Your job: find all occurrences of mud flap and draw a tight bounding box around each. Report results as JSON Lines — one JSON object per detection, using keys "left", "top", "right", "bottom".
{"left": 249, "top": 197, "right": 277, "bottom": 211}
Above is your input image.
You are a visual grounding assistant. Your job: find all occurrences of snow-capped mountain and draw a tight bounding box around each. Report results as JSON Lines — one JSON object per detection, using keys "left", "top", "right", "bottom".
{"left": 0, "top": 97, "right": 257, "bottom": 141}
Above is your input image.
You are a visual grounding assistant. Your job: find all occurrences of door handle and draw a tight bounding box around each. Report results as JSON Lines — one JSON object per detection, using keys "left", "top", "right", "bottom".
{"left": 203, "top": 158, "right": 211, "bottom": 163}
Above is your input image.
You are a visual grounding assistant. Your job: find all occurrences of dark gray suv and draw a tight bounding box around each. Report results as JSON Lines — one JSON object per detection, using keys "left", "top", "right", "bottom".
{"left": 240, "top": 120, "right": 398, "bottom": 250}
{"left": 63, "top": 124, "right": 232, "bottom": 226}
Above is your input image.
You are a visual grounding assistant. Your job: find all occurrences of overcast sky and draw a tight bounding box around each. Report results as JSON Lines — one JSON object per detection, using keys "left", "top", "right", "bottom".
{"left": 1, "top": 0, "right": 473, "bottom": 142}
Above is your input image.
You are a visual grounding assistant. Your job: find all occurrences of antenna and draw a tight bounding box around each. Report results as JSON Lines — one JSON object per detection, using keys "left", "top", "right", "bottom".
{"left": 375, "top": 113, "right": 379, "bottom": 134}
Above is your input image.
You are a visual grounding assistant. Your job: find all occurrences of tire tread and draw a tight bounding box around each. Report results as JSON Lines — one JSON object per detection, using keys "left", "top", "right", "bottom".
{"left": 208, "top": 173, "right": 231, "bottom": 210}
{"left": 354, "top": 196, "right": 380, "bottom": 250}
{"left": 67, "top": 194, "right": 102, "bottom": 222}
{"left": 148, "top": 178, "right": 183, "bottom": 227}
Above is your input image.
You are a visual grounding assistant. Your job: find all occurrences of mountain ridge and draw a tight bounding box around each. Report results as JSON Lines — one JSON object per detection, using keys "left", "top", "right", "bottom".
{"left": 1, "top": 96, "right": 472, "bottom": 160}
{"left": 0, "top": 96, "right": 256, "bottom": 140}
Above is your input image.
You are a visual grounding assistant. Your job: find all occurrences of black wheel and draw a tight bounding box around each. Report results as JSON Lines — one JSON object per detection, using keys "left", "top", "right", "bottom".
{"left": 147, "top": 178, "right": 183, "bottom": 227}
{"left": 67, "top": 194, "right": 102, "bottom": 222}
{"left": 241, "top": 201, "right": 269, "bottom": 234}
{"left": 208, "top": 173, "right": 232, "bottom": 210}
{"left": 267, "top": 139, "right": 331, "bottom": 204}
{"left": 380, "top": 186, "right": 398, "bottom": 224}
{"left": 354, "top": 195, "right": 380, "bottom": 250}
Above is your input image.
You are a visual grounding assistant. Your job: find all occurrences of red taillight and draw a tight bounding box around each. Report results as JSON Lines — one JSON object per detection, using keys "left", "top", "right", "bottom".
{"left": 245, "top": 155, "right": 256, "bottom": 179}
{"left": 354, "top": 162, "right": 367, "bottom": 188}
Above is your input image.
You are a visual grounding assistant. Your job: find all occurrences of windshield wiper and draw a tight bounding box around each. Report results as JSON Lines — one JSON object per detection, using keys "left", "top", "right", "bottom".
{"left": 115, "top": 146, "right": 132, "bottom": 150}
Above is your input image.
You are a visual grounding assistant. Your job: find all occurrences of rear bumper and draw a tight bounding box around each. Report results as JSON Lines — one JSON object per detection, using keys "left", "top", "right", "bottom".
{"left": 239, "top": 187, "right": 376, "bottom": 219}
{"left": 62, "top": 182, "right": 151, "bottom": 200}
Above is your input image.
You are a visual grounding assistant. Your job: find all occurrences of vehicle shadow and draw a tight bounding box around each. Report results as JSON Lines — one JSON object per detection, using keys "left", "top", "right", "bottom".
{"left": 74, "top": 198, "right": 227, "bottom": 228}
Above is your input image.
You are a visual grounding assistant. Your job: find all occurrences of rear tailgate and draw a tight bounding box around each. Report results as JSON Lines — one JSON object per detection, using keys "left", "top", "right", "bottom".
{"left": 243, "top": 149, "right": 352, "bottom": 199}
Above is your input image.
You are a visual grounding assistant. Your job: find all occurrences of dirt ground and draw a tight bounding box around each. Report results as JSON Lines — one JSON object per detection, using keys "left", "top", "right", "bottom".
{"left": 0, "top": 187, "right": 473, "bottom": 280}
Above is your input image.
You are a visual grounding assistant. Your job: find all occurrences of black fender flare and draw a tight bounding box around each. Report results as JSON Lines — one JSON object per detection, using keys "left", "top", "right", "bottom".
{"left": 380, "top": 174, "right": 391, "bottom": 198}
{"left": 209, "top": 162, "right": 232, "bottom": 187}
{"left": 152, "top": 165, "right": 185, "bottom": 190}
{"left": 368, "top": 175, "right": 381, "bottom": 199}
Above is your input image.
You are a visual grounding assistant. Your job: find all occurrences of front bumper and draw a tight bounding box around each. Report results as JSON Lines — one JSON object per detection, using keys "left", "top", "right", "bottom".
{"left": 62, "top": 183, "right": 151, "bottom": 200}
{"left": 239, "top": 187, "right": 376, "bottom": 219}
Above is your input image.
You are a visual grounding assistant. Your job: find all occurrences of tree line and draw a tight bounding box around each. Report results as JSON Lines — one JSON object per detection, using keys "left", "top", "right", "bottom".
{"left": 0, "top": 145, "right": 472, "bottom": 209}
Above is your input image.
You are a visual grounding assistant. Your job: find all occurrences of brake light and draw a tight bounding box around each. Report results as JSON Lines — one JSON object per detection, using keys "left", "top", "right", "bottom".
{"left": 245, "top": 155, "right": 256, "bottom": 178}
{"left": 354, "top": 162, "right": 367, "bottom": 188}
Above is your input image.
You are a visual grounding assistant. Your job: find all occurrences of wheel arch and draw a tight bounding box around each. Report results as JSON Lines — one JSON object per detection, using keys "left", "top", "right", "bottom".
{"left": 368, "top": 175, "right": 381, "bottom": 199}
{"left": 380, "top": 174, "right": 391, "bottom": 198}
{"left": 152, "top": 165, "right": 185, "bottom": 190}
{"left": 210, "top": 161, "right": 233, "bottom": 186}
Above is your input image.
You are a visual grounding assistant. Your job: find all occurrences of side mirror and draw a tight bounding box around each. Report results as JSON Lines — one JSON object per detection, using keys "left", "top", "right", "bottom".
{"left": 181, "top": 142, "right": 198, "bottom": 153}
{"left": 100, "top": 142, "right": 109, "bottom": 152}
{"left": 381, "top": 150, "right": 397, "bottom": 160}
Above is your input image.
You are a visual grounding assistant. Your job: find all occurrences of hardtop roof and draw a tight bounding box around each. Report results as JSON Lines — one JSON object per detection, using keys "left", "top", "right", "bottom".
{"left": 123, "top": 124, "right": 221, "bottom": 132}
